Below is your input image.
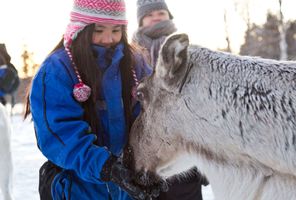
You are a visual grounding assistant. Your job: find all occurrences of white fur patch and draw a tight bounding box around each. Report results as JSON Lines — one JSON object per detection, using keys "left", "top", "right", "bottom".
{"left": 0, "top": 104, "right": 13, "bottom": 200}
{"left": 156, "top": 152, "right": 197, "bottom": 179}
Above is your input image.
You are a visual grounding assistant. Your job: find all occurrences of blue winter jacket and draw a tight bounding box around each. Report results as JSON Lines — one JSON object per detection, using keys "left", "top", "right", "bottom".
{"left": 0, "top": 90, "right": 4, "bottom": 97}
{"left": 30, "top": 43, "right": 151, "bottom": 200}
{"left": 0, "top": 66, "right": 7, "bottom": 97}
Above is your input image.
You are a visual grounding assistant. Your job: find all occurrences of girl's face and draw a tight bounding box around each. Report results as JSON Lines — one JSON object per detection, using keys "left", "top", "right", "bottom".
{"left": 142, "top": 9, "right": 170, "bottom": 28}
{"left": 92, "top": 23, "right": 122, "bottom": 48}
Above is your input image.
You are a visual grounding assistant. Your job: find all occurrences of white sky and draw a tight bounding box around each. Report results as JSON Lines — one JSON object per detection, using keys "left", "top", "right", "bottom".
{"left": 1, "top": 0, "right": 296, "bottom": 72}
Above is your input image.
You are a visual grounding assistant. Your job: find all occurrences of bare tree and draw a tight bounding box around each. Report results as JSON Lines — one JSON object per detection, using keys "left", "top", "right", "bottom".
{"left": 223, "top": 10, "right": 232, "bottom": 52}
{"left": 286, "top": 20, "right": 296, "bottom": 60}
{"left": 233, "top": 0, "right": 251, "bottom": 31}
{"left": 21, "top": 45, "right": 39, "bottom": 77}
{"left": 278, "top": 0, "right": 288, "bottom": 60}
{"left": 21, "top": 49, "right": 29, "bottom": 76}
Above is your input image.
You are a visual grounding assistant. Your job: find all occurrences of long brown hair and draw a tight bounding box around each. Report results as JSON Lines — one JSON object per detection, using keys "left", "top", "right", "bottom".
{"left": 25, "top": 24, "right": 135, "bottom": 144}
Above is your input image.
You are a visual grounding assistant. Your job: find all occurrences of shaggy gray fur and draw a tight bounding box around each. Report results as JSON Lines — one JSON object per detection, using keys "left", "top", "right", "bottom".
{"left": 128, "top": 33, "right": 296, "bottom": 200}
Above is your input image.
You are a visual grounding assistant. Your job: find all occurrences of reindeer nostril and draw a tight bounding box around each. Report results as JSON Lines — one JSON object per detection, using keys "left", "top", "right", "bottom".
{"left": 160, "top": 181, "right": 169, "bottom": 192}
{"left": 137, "top": 170, "right": 158, "bottom": 187}
{"left": 136, "top": 172, "right": 147, "bottom": 185}
{"left": 151, "top": 188, "right": 160, "bottom": 197}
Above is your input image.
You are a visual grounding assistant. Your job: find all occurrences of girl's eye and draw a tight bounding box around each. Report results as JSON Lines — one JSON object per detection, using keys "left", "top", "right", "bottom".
{"left": 113, "top": 29, "right": 121, "bottom": 33}
{"left": 136, "top": 91, "right": 145, "bottom": 102}
{"left": 94, "top": 30, "right": 103, "bottom": 33}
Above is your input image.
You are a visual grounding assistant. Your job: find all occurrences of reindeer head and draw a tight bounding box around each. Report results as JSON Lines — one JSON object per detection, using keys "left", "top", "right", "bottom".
{"left": 125, "top": 34, "right": 200, "bottom": 186}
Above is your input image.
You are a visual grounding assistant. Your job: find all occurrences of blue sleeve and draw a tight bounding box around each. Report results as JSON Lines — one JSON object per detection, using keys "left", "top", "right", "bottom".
{"left": 30, "top": 57, "right": 110, "bottom": 184}
{"left": 0, "top": 66, "right": 6, "bottom": 77}
{"left": 134, "top": 53, "right": 152, "bottom": 80}
{"left": 0, "top": 66, "right": 7, "bottom": 96}
{"left": 0, "top": 90, "right": 5, "bottom": 97}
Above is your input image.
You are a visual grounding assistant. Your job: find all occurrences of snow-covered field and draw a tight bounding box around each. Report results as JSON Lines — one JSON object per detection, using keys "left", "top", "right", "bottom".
{"left": 10, "top": 112, "right": 46, "bottom": 200}
{"left": 5, "top": 105, "right": 214, "bottom": 200}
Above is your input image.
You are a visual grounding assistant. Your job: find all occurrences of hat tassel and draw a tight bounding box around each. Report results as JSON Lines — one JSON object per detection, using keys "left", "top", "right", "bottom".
{"left": 65, "top": 47, "right": 91, "bottom": 102}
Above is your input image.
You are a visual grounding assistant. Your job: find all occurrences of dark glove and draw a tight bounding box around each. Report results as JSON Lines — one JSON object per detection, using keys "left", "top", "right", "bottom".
{"left": 201, "top": 176, "right": 209, "bottom": 186}
{"left": 191, "top": 167, "right": 209, "bottom": 186}
{"left": 100, "top": 155, "right": 160, "bottom": 200}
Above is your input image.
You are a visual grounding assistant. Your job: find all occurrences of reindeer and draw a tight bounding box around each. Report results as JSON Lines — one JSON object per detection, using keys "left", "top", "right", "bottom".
{"left": 127, "top": 33, "right": 296, "bottom": 200}
{"left": 0, "top": 103, "right": 13, "bottom": 200}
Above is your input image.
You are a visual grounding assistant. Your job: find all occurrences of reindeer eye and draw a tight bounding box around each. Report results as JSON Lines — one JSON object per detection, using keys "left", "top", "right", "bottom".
{"left": 136, "top": 91, "right": 145, "bottom": 102}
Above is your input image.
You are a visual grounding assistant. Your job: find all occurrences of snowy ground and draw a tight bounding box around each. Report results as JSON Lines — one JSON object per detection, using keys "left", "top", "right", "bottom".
{"left": 5, "top": 104, "right": 214, "bottom": 200}
{"left": 10, "top": 113, "right": 46, "bottom": 200}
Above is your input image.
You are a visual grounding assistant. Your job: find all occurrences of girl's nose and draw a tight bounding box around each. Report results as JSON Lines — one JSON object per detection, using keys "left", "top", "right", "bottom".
{"left": 101, "top": 35, "right": 113, "bottom": 47}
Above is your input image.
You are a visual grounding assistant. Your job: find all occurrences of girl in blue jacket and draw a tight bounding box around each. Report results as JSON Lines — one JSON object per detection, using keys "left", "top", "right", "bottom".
{"left": 24, "top": 0, "right": 154, "bottom": 199}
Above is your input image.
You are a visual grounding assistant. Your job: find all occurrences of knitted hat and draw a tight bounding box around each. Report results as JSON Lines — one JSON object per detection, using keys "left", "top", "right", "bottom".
{"left": 63, "top": 0, "right": 127, "bottom": 103}
{"left": 64, "top": 0, "right": 128, "bottom": 48}
{"left": 137, "top": 0, "right": 173, "bottom": 26}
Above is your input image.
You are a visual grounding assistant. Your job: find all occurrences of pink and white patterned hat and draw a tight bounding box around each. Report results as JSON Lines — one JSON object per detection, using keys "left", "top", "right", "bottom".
{"left": 64, "top": 0, "right": 128, "bottom": 48}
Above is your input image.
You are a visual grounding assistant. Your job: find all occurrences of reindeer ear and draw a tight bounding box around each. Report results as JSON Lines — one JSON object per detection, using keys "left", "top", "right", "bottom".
{"left": 156, "top": 33, "right": 189, "bottom": 80}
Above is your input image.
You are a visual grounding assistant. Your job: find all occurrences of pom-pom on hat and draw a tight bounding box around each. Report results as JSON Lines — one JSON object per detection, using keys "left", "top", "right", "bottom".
{"left": 137, "top": 0, "right": 173, "bottom": 26}
{"left": 64, "top": 0, "right": 128, "bottom": 48}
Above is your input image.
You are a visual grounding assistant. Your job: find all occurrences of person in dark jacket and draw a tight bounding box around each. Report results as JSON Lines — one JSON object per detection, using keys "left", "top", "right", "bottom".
{"left": 0, "top": 53, "right": 7, "bottom": 105}
{"left": 132, "top": 0, "right": 176, "bottom": 68}
{"left": 0, "top": 44, "right": 19, "bottom": 106}
{"left": 132, "top": 0, "right": 209, "bottom": 200}
{"left": 24, "top": 0, "right": 156, "bottom": 199}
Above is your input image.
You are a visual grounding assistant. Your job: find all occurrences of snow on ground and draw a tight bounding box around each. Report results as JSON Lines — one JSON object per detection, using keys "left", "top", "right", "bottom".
{"left": 5, "top": 104, "right": 214, "bottom": 200}
{"left": 10, "top": 114, "right": 46, "bottom": 200}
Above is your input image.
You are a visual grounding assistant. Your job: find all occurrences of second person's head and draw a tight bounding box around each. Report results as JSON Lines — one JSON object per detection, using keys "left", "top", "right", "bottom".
{"left": 137, "top": 0, "right": 173, "bottom": 28}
